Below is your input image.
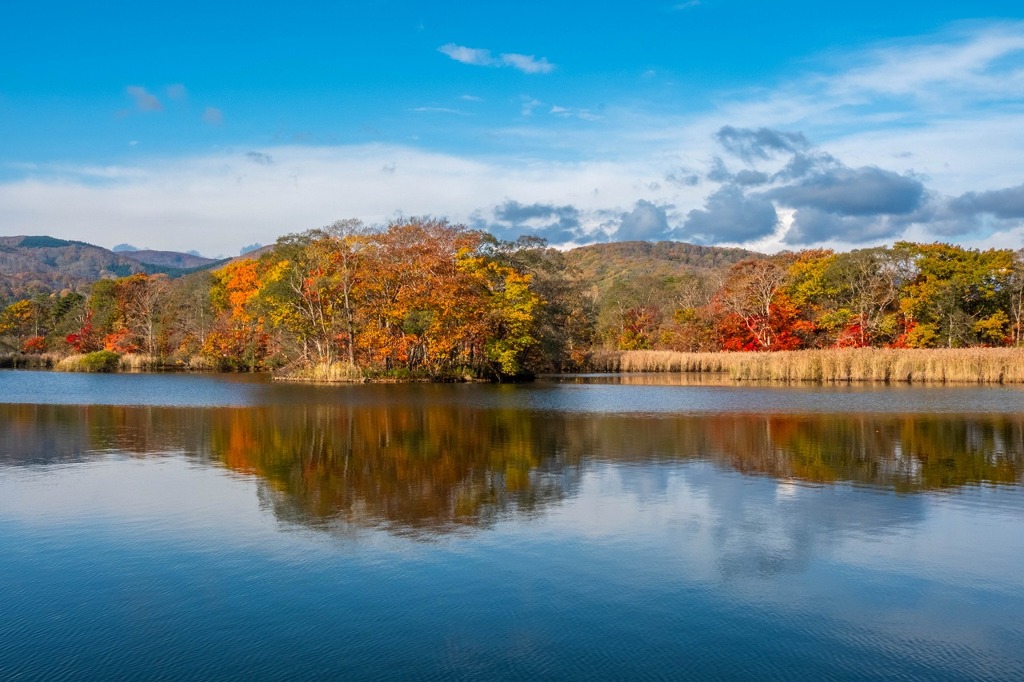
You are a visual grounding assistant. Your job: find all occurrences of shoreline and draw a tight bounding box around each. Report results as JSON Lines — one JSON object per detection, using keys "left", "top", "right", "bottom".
{"left": 7, "top": 346, "right": 1024, "bottom": 385}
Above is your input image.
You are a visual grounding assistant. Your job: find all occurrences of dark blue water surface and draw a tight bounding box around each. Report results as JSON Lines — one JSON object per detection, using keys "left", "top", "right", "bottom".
{"left": 1, "top": 370, "right": 1023, "bottom": 680}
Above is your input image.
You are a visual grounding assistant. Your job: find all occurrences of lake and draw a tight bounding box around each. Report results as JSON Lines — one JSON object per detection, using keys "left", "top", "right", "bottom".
{"left": 1, "top": 370, "right": 1023, "bottom": 679}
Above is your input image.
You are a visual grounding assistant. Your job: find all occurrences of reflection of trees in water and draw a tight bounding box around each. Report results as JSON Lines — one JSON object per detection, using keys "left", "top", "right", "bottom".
{"left": 213, "top": 405, "right": 581, "bottom": 536}
{"left": 562, "top": 413, "right": 1024, "bottom": 491}
{"left": 1, "top": 403, "right": 1023, "bottom": 534}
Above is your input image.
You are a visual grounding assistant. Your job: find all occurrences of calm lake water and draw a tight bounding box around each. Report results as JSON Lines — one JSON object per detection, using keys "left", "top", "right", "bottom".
{"left": 1, "top": 370, "right": 1023, "bottom": 680}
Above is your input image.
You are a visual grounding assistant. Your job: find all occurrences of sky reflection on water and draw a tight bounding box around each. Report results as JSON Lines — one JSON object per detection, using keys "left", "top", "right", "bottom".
{"left": 1, "top": 374, "right": 1023, "bottom": 679}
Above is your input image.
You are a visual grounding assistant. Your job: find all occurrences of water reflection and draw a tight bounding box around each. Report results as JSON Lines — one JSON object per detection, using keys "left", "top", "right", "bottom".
{"left": 2, "top": 403, "right": 1022, "bottom": 536}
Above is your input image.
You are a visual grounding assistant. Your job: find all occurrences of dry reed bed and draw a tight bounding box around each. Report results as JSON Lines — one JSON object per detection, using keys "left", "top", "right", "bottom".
{"left": 0, "top": 353, "right": 60, "bottom": 369}
{"left": 589, "top": 348, "right": 1024, "bottom": 384}
{"left": 274, "top": 362, "right": 365, "bottom": 383}
{"left": 55, "top": 352, "right": 161, "bottom": 372}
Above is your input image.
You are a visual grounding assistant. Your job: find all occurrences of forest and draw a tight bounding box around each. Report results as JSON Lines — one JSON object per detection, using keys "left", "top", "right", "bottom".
{"left": 2, "top": 218, "right": 1024, "bottom": 380}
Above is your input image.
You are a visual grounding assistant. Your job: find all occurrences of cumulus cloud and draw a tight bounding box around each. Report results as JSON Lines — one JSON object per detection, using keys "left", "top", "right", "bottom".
{"left": 951, "top": 183, "right": 1024, "bottom": 219}
{"left": 734, "top": 169, "right": 770, "bottom": 186}
{"left": 690, "top": 126, "right": 938, "bottom": 246}
{"left": 438, "top": 43, "right": 554, "bottom": 74}
{"left": 666, "top": 169, "right": 700, "bottom": 187}
{"left": 125, "top": 86, "right": 162, "bottom": 112}
{"left": 484, "top": 199, "right": 583, "bottom": 243}
{"left": 616, "top": 200, "right": 671, "bottom": 240}
{"left": 716, "top": 126, "right": 809, "bottom": 161}
{"left": 680, "top": 185, "right": 779, "bottom": 243}
{"left": 784, "top": 209, "right": 912, "bottom": 245}
{"left": 770, "top": 166, "right": 925, "bottom": 216}
{"left": 773, "top": 151, "right": 839, "bottom": 181}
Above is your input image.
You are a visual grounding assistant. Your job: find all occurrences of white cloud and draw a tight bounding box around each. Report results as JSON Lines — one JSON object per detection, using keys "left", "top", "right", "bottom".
{"left": 0, "top": 145, "right": 675, "bottom": 254}
{"left": 125, "top": 86, "right": 162, "bottom": 112}
{"left": 7, "top": 24, "right": 1024, "bottom": 255}
{"left": 550, "top": 105, "right": 600, "bottom": 121}
{"left": 410, "top": 106, "right": 467, "bottom": 115}
{"left": 520, "top": 98, "right": 543, "bottom": 116}
{"left": 438, "top": 43, "right": 555, "bottom": 74}
{"left": 831, "top": 23, "right": 1024, "bottom": 99}
{"left": 498, "top": 52, "right": 554, "bottom": 74}
{"left": 438, "top": 43, "right": 495, "bottom": 67}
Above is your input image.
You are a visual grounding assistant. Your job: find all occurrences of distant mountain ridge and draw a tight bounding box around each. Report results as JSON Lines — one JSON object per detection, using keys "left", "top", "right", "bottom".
{"left": 0, "top": 235, "right": 226, "bottom": 302}
{"left": 1, "top": 234, "right": 761, "bottom": 305}
{"left": 119, "top": 249, "right": 218, "bottom": 269}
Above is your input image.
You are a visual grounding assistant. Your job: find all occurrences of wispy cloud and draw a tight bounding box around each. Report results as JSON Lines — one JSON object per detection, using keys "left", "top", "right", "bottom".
{"left": 498, "top": 52, "right": 554, "bottom": 74}
{"left": 410, "top": 106, "right": 468, "bottom": 115}
{"left": 438, "top": 43, "right": 555, "bottom": 74}
{"left": 831, "top": 23, "right": 1024, "bottom": 99}
{"left": 550, "top": 105, "right": 600, "bottom": 121}
{"left": 520, "top": 97, "right": 543, "bottom": 116}
{"left": 438, "top": 43, "right": 494, "bottom": 66}
{"left": 202, "top": 107, "right": 223, "bottom": 125}
{"left": 125, "top": 86, "right": 162, "bottom": 112}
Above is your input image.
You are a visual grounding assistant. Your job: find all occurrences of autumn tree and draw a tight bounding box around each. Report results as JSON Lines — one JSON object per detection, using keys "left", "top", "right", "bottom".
{"left": 263, "top": 219, "right": 367, "bottom": 367}
{"left": 115, "top": 273, "right": 170, "bottom": 356}
{"left": 204, "top": 259, "right": 270, "bottom": 370}
{"left": 1005, "top": 249, "right": 1024, "bottom": 346}
{"left": 715, "top": 256, "right": 814, "bottom": 351}
{"left": 897, "top": 243, "right": 1013, "bottom": 347}
{"left": 490, "top": 236, "right": 596, "bottom": 372}
{"left": 0, "top": 300, "right": 34, "bottom": 351}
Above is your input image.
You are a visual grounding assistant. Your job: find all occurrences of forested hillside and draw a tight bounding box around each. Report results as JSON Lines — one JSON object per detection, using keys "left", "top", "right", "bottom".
{"left": 565, "top": 240, "right": 756, "bottom": 292}
{"left": 119, "top": 249, "right": 219, "bottom": 270}
{"left": 2, "top": 221, "right": 1023, "bottom": 379}
{"left": 0, "top": 236, "right": 225, "bottom": 302}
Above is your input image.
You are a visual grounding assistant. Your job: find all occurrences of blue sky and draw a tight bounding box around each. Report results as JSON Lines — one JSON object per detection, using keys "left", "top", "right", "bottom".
{"left": 2, "top": 1, "right": 1024, "bottom": 256}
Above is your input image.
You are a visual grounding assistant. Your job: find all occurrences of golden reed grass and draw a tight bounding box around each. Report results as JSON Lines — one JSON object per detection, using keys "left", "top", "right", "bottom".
{"left": 274, "top": 361, "right": 365, "bottom": 383}
{"left": 588, "top": 348, "right": 1024, "bottom": 384}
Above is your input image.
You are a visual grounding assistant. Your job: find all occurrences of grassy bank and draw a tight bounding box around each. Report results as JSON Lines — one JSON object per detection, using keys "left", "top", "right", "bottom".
{"left": 53, "top": 352, "right": 181, "bottom": 373}
{"left": 588, "top": 348, "right": 1024, "bottom": 384}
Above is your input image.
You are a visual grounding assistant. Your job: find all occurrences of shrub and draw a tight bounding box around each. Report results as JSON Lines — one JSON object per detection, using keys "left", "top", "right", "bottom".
{"left": 57, "top": 350, "right": 122, "bottom": 373}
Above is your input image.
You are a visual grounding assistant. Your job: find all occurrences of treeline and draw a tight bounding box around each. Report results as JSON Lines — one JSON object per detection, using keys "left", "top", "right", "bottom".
{"left": 0, "top": 220, "right": 594, "bottom": 379}
{"left": 2, "top": 221, "right": 1024, "bottom": 378}
{"left": 594, "top": 242, "right": 1024, "bottom": 352}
